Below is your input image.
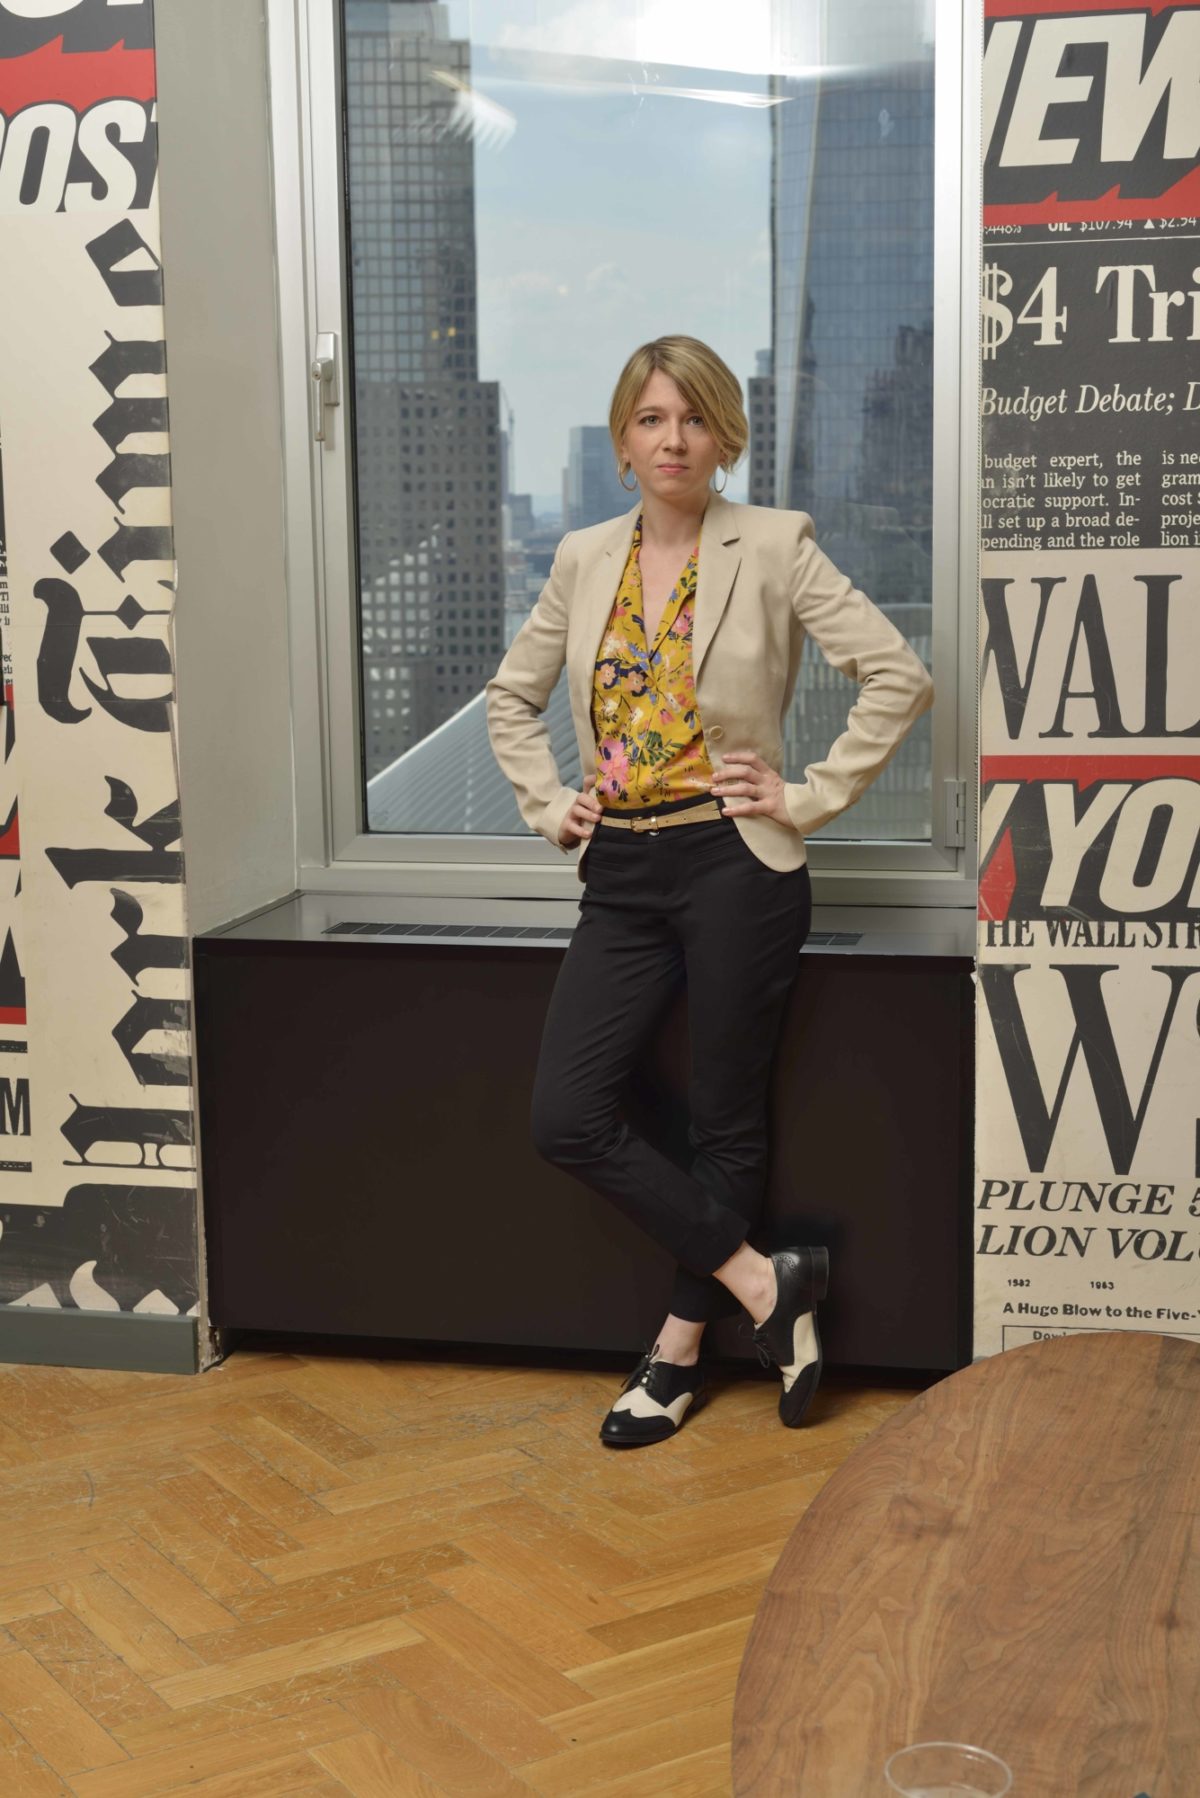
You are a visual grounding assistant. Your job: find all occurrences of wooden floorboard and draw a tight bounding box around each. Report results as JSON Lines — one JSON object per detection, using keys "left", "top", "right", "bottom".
{"left": 0, "top": 1347, "right": 929, "bottom": 1794}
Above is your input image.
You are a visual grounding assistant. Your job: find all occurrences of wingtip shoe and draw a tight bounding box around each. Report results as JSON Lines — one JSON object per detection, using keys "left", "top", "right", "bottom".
{"left": 599, "top": 1348, "right": 709, "bottom": 1447}
{"left": 750, "top": 1245, "right": 830, "bottom": 1427}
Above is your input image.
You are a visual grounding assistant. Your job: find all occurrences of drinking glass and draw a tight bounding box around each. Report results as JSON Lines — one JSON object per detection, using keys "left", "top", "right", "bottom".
{"left": 884, "top": 1740, "right": 1013, "bottom": 1797}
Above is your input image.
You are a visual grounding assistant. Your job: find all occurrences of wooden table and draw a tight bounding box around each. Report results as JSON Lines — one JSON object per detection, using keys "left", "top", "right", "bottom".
{"left": 733, "top": 1330, "right": 1200, "bottom": 1794}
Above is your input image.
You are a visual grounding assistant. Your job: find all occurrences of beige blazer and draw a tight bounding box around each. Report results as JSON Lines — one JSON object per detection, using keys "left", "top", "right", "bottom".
{"left": 485, "top": 491, "right": 934, "bottom": 883}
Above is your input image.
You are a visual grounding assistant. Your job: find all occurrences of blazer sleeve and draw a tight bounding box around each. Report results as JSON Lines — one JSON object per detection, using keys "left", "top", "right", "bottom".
{"left": 484, "top": 531, "right": 581, "bottom": 855}
{"left": 782, "top": 514, "right": 935, "bottom": 839}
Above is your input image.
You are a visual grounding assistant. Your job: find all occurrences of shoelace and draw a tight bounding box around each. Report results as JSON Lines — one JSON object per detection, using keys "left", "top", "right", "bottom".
{"left": 620, "top": 1340, "right": 705, "bottom": 1393}
{"left": 619, "top": 1339, "right": 662, "bottom": 1394}
{"left": 738, "top": 1316, "right": 775, "bottom": 1370}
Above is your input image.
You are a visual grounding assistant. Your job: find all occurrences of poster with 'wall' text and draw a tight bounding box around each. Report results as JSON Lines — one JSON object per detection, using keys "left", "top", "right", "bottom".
{"left": 976, "top": 0, "right": 1200, "bottom": 1356}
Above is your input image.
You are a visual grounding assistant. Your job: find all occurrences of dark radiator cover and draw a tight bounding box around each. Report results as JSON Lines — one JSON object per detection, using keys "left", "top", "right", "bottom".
{"left": 193, "top": 932, "right": 974, "bottom": 1371}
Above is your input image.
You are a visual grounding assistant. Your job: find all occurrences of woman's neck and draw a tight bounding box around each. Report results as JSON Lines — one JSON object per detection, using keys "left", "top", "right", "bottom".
{"left": 638, "top": 489, "right": 711, "bottom": 552}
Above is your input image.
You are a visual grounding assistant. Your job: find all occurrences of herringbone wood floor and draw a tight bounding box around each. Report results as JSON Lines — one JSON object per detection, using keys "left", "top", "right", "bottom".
{"left": 0, "top": 1345, "right": 929, "bottom": 1796}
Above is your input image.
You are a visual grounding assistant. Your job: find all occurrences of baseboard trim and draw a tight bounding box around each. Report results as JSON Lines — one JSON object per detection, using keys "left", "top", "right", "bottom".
{"left": 0, "top": 1310, "right": 199, "bottom": 1374}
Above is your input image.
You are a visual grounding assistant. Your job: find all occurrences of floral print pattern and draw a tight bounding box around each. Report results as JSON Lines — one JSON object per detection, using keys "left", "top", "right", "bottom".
{"left": 590, "top": 512, "right": 717, "bottom": 809}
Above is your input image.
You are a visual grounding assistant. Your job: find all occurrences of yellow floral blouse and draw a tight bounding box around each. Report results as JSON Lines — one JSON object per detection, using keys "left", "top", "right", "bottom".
{"left": 590, "top": 512, "right": 717, "bottom": 809}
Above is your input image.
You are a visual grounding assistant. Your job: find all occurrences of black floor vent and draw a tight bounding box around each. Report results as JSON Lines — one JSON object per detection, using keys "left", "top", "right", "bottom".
{"left": 323, "top": 922, "right": 863, "bottom": 948}
{"left": 323, "top": 921, "right": 575, "bottom": 943}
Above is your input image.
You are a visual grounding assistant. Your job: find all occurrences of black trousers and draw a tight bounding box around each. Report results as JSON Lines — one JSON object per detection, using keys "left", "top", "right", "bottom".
{"left": 530, "top": 793, "right": 812, "bottom": 1325}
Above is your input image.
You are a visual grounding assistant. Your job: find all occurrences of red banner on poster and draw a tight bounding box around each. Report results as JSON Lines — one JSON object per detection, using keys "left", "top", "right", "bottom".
{"left": 0, "top": 39, "right": 155, "bottom": 112}
{"left": 986, "top": 0, "right": 1197, "bottom": 14}
{"left": 982, "top": 756, "right": 1200, "bottom": 787}
{"left": 984, "top": 172, "right": 1200, "bottom": 228}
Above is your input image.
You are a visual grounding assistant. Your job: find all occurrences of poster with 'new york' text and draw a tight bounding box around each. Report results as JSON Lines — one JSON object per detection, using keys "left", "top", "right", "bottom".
{"left": 976, "top": 0, "right": 1200, "bottom": 1356}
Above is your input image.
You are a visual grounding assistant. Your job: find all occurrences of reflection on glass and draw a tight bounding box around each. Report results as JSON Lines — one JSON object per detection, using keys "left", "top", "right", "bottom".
{"left": 343, "top": 0, "right": 935, "bottom": 841}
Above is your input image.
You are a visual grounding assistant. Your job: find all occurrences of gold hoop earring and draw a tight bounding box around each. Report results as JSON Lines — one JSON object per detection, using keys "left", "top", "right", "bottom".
{"left": 713, "top": 466, "right": 728, "bottom": 494}
{"left": 618, "top": 463, "right": 638, "bottom": 492}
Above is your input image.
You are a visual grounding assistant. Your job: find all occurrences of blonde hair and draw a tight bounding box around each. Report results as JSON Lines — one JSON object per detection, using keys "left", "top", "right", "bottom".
{"left": 609, "top": 335, "right": 748, "bottom": 482}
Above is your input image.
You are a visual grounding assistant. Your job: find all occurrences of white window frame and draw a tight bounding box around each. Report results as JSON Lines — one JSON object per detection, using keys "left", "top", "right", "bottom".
{"left": 266, "top": 0, "right": 981, "bottom": 907}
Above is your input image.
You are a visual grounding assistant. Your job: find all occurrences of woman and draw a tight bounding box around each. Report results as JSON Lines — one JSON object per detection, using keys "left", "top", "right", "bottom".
{"left": 485, "top": 335, "right": 933, "bottom": 1449}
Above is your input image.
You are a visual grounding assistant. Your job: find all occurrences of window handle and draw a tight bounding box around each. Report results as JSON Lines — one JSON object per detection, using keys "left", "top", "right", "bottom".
{"left": 311, "top": 331, "right": 340, "bottom": 444}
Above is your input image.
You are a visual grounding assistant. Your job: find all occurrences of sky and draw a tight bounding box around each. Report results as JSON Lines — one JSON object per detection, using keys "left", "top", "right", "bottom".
{"left": 442, "top": 3, "right": 775, "bottom": 503}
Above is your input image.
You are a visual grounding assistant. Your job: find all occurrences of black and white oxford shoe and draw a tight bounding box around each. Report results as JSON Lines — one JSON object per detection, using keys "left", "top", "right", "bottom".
{"left": 748, "top": 1245, "right": 830, "bottom": 1428}
{"left": 599, "top": 1347, "right": 709, "bottom": 1447}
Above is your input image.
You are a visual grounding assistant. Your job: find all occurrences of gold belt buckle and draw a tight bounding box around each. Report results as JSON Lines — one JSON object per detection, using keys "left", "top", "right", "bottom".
{"left": 630, "top": 814, "right": 658, "bottom": 834}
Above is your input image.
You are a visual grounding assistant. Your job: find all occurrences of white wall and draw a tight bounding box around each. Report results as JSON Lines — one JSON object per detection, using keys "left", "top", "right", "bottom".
{"left": 155, "top": 0, "right": 297, "bottom": 935}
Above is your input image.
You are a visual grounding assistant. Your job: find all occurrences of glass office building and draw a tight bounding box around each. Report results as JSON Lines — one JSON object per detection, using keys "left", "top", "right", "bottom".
{"left": 771, "top": 27, "right": 935, "bottom": 838}
{"left": 345, "top": 0, "right": 505, "bottom": 779}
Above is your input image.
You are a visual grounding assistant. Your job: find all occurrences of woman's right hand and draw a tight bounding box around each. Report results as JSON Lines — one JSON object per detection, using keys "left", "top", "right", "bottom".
{"left": 558, "top": 773, "right": 604, "bottom": 846}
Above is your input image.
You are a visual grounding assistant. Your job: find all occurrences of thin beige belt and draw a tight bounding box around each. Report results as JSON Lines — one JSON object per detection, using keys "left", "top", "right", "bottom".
{"left": 598, "top": 799, "right": 723, "bottom": 834}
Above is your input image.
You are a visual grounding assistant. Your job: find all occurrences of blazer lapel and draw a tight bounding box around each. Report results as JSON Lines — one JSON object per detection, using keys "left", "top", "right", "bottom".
{"left": 691, "top": 492, "right": 742, "bottom": 684}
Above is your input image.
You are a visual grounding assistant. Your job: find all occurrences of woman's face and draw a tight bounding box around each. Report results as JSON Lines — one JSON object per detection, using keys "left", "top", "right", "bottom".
{"left": 619, "top": 371, "right": 724, "bottom": 508}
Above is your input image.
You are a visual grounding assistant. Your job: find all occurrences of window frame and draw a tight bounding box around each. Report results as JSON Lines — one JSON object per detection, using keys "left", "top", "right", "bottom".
{"left": 266, "top": 0, "right": 981, "bottom": 908}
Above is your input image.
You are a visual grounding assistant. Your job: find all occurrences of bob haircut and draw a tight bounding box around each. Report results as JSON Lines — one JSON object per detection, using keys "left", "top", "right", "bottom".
{"left": 609, "top": 335, "right": 749, "bottom": 481}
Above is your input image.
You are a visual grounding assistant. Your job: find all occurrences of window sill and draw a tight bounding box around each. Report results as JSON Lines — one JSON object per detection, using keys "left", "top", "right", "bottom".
{"left": 198, "top": 889, "right": 977, "bottom": 965}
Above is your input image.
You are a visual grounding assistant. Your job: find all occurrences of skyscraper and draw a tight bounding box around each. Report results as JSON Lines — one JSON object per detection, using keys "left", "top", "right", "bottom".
{"left": 773, "top": 56, "right": 933, "bottom": 535}
{"left": 344, "top": 0, "right": 505, "bottom": 782}
{"left": 563, "top": 426, "right": 627, "bottom": 532}
{"left": 747, "top": 346, "right": 777, "bottom": 508}
{"left": 770, "top": 10, "right": 935, "bottom": 838}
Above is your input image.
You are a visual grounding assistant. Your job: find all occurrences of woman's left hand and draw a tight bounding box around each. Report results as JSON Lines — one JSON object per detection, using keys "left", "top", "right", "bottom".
{"left": 709, "top": 751, "right": 792, "bottom": 827}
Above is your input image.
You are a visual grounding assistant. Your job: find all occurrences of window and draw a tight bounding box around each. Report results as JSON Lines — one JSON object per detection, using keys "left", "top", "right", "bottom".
{"left": 275, "top": 0, "right": 978, "bottom": 900}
